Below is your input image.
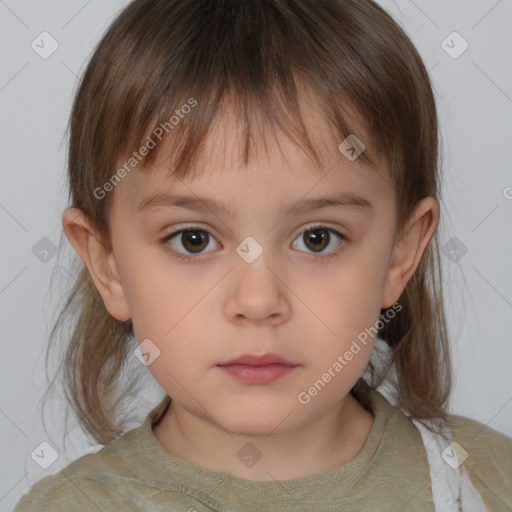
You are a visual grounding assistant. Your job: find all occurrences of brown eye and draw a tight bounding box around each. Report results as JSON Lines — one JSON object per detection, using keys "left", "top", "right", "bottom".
{"left": 303, "top": 228, "right": 330, "bottom": 253}
{"left": 160, "top": 227, "right": 220, "bottom": 259}
{"left": 180, "top": 230, "right": 209, "bottom": 253}
{"left": 292, "top": 224, "right": 346, "bottom": 259}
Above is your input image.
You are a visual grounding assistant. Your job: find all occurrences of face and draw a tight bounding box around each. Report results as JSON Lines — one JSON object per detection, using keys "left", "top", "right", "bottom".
{"left": 92, "top": 106, "right": 406, "bottom": 437}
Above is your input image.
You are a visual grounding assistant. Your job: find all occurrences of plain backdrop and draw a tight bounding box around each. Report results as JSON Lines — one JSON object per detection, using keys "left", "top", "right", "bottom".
{"left": 1, "top": 1, "right": 511, "bottom": 510}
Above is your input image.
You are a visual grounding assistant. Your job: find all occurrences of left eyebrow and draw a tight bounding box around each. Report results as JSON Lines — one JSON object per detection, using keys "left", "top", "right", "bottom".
{"left": 138, "top": 192, "right": 373, "bottom": 217}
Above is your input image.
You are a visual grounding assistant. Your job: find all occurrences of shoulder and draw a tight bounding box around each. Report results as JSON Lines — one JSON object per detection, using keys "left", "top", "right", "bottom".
{"left": 14, "top": 426, "right": 144, "bottom": 512}
{"left": 13, "top": 471, "right": 121, "bottom": 512}
{"left": 447, "top": 413, "right": 512, "bottom": 466}
{"left": 447, "top": 413, "right": 512, "bottom": 510}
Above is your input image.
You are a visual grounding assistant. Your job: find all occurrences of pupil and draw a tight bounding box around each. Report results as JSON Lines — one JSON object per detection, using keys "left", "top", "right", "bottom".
{"left": 305, "top": 229, "right": 329, "bottom": 252}
{"left": 183, "top": 231, "right": 208, "bottom": 252}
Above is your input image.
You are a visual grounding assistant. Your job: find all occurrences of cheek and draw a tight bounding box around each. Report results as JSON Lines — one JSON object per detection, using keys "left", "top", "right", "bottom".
{"left": 120, "top": 259, "right": 217, "bottom": 375}
{"left": 113, "top": 234, "right": 201, "bottom": 335}
{"left": 136, "top": 302, "right": 218, "bottom": 403}
{"left": 305, "top": 256, "right": 386, "bottom": 336}
{"left": 295, "top": 250, "right": 388, "bottom": 386}
{"left": 128, "top": 275, "right": 207, "bottom": 347}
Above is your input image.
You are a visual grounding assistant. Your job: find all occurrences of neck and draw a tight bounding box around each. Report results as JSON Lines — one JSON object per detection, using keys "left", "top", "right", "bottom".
{"left": 152, "top": 392, "right": 374, "bottom": 481}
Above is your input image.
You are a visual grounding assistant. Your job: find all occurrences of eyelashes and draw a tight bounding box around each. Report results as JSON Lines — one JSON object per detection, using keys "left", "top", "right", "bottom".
{"left": 159, "top": 223, "right": 348, "bottom": 263}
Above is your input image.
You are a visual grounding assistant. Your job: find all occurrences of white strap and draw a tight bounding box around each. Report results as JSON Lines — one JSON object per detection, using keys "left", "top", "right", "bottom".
{"left": 410, "top": 417, "right": 489, "bottom": 512}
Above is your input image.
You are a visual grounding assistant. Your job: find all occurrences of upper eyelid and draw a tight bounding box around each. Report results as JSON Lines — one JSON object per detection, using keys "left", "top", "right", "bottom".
{"left": 164, "top": 223, "right": 347, "bottom": 251}
{"left": 165, "top": 222, "right": 346, "bottom": 241}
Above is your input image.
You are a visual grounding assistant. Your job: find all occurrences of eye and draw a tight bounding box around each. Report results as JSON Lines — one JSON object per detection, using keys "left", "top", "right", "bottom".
{"left": 159, "top": 225, "right": 220, "bottom": 261}
{"left": 159, "top": 223, "right": 348, "bottom": 262}
{"left": 292, "top": 223, "right": 347, "bottom": 260}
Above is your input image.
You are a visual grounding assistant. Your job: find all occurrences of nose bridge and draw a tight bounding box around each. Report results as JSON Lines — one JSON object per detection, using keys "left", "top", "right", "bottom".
{"left": 225, "top": 236, "right": 290, "bottom": 323}
{"left": 234, "top": 235, "right": 280, "bottom": 293}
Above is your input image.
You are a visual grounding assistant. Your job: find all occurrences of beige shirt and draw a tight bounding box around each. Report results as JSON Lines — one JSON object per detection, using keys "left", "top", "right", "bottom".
{"left": 14, "top": 387, "right": 512, "bottom": 511}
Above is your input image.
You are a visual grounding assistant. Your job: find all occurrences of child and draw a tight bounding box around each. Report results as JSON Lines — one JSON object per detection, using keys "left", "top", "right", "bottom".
{"left": 15, "top": 0, "right": 511, "bottom": 510}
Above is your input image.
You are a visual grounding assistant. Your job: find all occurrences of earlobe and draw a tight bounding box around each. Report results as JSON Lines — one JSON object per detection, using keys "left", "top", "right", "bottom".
{"left": 381, "top": 197, "right": 439, "bottom": 309}
{"left": 62, "top": 207, "right": 131, "bottom": 321}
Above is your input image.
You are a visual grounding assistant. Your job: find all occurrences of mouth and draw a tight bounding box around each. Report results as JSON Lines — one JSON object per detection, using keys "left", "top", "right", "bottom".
{"left": 217, "top": 353, "right": 298, "bottom": 384}
{"left": 217, "top": 353, "right": 296, "bottom": 366}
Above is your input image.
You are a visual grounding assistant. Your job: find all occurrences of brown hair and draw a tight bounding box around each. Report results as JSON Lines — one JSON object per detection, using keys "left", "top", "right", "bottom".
{"left": 44, "top": 0, "right": 452, "bottom": 445}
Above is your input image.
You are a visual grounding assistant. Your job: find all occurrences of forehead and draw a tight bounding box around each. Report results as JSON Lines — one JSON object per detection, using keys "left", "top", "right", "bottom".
{"left": 113, "top": 96, "right": 391, "bottom": 216}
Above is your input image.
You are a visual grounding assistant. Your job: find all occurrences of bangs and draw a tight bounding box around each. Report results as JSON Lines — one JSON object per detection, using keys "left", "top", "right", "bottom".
{"left": 69, "top": 0, "right": 437, "bottom": 238}
{"left": 74, "top": 0, "right": 402, "bottom": 186}
{"left": 127, "top": 75, "right": 379, "bottom": 180}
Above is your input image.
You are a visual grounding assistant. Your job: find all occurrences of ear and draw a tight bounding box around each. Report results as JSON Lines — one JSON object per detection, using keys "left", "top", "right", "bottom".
{"left": 62, "top": 207, "right": 131, "bottom": 321}
{"left": 381, "top": 197, "right": 439, "bottom": 308}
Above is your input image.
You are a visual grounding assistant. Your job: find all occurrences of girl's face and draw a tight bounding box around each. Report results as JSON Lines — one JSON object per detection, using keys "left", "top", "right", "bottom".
{"left": 90, "top": 110, "right": 433, "bottom": 437}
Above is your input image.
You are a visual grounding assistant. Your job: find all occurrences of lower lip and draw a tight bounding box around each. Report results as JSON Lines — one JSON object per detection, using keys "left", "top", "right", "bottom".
{"left": 217, "top": 363, "right": 297, "bottom": 384}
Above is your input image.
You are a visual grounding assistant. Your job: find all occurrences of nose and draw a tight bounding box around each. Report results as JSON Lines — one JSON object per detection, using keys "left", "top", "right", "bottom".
{"left": 223, "top": 255, "right": 291, "bottom": 326}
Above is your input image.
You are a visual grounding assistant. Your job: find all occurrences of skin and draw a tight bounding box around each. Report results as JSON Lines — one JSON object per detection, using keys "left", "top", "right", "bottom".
{"left": 62, "top": 102, "right": 439, "bottom": 482}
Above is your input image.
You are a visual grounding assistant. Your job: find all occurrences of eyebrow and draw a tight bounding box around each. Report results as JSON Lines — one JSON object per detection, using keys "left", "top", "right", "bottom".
{"left": 138, "top": 191, "right": 373, "bottom": 216}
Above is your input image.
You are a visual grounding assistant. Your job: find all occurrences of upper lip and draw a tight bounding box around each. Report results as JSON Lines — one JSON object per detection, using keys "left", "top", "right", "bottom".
{"left": 217, "top": 353, "right": 297, "bottom": 366}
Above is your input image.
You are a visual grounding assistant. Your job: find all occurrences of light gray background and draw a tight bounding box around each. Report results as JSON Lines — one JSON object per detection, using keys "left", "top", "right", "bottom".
{"left": 1, "top": 0, "right": 511, "bottom": 510}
